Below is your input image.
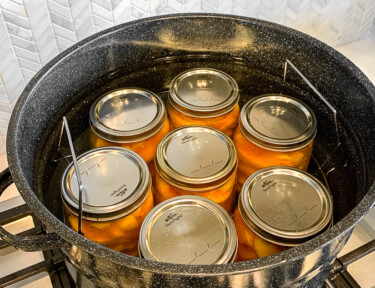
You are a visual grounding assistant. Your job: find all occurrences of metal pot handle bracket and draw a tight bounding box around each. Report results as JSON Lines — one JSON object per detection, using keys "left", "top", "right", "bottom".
{"left": 0, "top": 168, "right": 65, "bottom": 252}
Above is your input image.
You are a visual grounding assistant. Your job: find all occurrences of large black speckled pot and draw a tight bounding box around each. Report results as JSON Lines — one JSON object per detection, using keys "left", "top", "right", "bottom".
{"left": 1, "top": 14, "right": 375, "bottom": 288}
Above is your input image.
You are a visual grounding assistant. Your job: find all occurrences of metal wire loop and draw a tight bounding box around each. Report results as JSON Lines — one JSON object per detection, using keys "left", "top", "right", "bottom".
{"left": 283, "top": 59, "right": 348, "bottom": 176}
{"left": 59, "top": 117, "right": 85, "bottom": 236}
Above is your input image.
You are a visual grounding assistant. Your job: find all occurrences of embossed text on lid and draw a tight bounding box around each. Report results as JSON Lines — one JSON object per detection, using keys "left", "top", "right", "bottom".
{"left": 169, "top": 69, "right": 239, "bottom": 117}
{"left": 90, "top": 88, "right": 166, "bottom": 143}
{"left": 139, "top": 196, "right": 237, "bottom": 264}
{"left": 239, "top": 166, "right": 333, "bottom": 246}
{"left": 61, "top": 147, "right": 151, "bottom": 218}
{"left": 155, "top": 126, "right": 237, "bottom": 189}
{"left": 240, "top": 95, "right": 317, "bottom": 150}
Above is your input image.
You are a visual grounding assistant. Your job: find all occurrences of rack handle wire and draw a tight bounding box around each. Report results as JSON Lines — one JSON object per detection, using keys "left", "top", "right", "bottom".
{"left": 62, "top": 117, "right": 84, "bottom": 235}
{"left": 283, "top": 59, "right": 347, "bottom": 175}
{"left": 284, "top": 59, "right": 340, "bottom": 147}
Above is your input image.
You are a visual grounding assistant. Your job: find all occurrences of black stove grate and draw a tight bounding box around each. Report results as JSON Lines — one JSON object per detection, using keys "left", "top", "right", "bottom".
{"left": 0, "top": 204, "right": 76, "bottom": 288}
{"left": 1, "top": 203, "right": 374, "bottom": 288}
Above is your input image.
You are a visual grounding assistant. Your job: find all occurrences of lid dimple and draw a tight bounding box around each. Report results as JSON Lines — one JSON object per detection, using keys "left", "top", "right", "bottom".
{"left": 98, "top": 92, "right": 158, "bottom": 131}
{"left": 165, "top": 131, "right": 229, "bottom": 178}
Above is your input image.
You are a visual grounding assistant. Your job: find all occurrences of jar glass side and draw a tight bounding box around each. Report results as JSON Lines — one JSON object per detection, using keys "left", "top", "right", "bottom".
{"left": 233, "top": 126, "right": 314, "bottom": 190}
{"left": 154, "top": 171, "right": 237, "bottom": 213}
{"left": 233, "top": 206, "right": 286, "bottom": 261}
{"left": 63, "top": 188, "right": 154, "bottom": 256}
{"left": 167, "top": 101, "right": 240, "bottom": 137}
{"left": 90, "top": 117, "right": 170, "bottom": 163}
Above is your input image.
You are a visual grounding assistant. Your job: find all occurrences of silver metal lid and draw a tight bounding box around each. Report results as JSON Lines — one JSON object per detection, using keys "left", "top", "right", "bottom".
{"left": 61, "top": 147, "right": 151, "bottom": 221}
{"left": 139, "top": 196, "right": 238, "bottom": 265}
{"left": 90, "top": 88, "right": 167, "bottom": 143}
{"left": 169, "top": 68, "right": 239, "bottom": 117}
{"left": 239, "top": 166, "right": 333, "bottom": 246}
{"left": 155, "top": 126, "right": 237, "bottom": 190}
{"left": 239, "top": 94, "right": 317, "bottom": 151}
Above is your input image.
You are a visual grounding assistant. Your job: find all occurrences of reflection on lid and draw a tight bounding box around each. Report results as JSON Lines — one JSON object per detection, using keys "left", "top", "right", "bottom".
{"left": 98, "top": 92, "right": 158, "bottom": 131}
{"left": 175, "top": 71, "right": 234, "bottom": 107}
{"left": 165, "top": 131, "right": 229, "bottom": 178}
{"left": 90, "top": 89, "right": 166, "bottom": 142}
{"left": 169, "top": 69, "right": 239, "bottom": 117}
{"left": 240, "top": 95, "right": 317, "bottom": 150}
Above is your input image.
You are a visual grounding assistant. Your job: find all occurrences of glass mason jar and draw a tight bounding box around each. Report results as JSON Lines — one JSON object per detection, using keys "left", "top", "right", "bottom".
{"left": 233, "top": 94, "right": 317, "bottom": 190}
{"left": 168, "top": 68, "right": 240, "bottom": 137}
{"left": 61, "top": 147, "right": 154, "bottom": 256}
{"left": 89, "top": 88, "right": 170, "bottom": 164}
{"left": 139, "top": 196, "right": 238, "bottom": 264}
{"left": 154, "top": 126, "right": 238, "bottom": 213}
{"left": 233, "top": 166, "right": 333, "bottom": 261}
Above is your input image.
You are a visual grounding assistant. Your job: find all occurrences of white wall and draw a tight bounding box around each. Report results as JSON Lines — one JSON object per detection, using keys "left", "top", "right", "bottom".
{"left": 1, "top": 0, "right": 375, "bottom": 154}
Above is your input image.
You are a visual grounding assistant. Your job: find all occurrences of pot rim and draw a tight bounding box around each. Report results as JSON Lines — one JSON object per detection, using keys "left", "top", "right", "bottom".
{"left": 7, "top": 13, "right": 375, "bottom": 276}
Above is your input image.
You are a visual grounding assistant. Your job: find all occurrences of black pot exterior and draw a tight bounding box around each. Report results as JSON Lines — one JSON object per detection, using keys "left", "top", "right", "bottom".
{"left": 6, "top": 14, "right": 375, "bottom": 287}
{"left": 60, "top": 233, "right": 352, "bottom": 287}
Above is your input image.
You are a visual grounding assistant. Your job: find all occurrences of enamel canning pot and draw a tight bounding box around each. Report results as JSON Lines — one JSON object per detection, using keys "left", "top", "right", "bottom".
{"left": 1, "top": 14, "right": 375, "bottom": 288}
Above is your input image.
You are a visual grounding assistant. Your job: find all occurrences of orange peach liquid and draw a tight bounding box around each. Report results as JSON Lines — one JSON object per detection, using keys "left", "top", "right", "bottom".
{"left": 64, "top": 189, "right": 154, "bottom": 256}
{"left": 154, "top": 171, "right": 237, "bottom": 213}
{"left": 167, "top": 102, "right": 240, "bottom": 137}
{"left": 233, "top": 207, "right": 286, "bottom": 261}
{"left": 233, "top": 126, "right": 313, "bottom": 190}
{"left": 90, "top": 118, "right": 170, "bottom": 164}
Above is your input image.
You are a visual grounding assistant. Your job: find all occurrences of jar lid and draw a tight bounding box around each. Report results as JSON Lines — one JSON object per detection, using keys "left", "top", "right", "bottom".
{"left": 155, "top": 126, "right": 237, "bottom": 190}
{"left": 239, "top": 94, "right": 317, "bottom": 151}
{"left": 169, "top": 68, "right": 239, "bottom": 117}
{"left": 90, "top": 88, "right": 166, "bottom": 143}
{"left": 139, "top": 196, "right": 238, "bottom": 264}
{"left": 61, "top": 147, "right": 151, "bottom": 221}
{"left": 239, "top": 166, "right": 333, "bottom": 246}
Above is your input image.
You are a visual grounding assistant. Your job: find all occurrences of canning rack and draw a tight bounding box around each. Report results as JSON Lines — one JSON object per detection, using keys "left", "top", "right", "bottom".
{"left": 52, "top": 59, "right": 348, "bottom": 236}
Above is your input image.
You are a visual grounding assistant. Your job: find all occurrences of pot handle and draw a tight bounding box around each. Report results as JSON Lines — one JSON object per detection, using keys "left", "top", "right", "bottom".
{"left": 0, "top": 167, "right": 66, "bottom": 251}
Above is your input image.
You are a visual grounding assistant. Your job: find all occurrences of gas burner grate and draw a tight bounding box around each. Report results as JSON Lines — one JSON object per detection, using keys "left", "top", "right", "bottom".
{"left": 325, "top": 239, "right": 375, "bottom": 288}
{"left": 1, "top": 201, "right": 374, "bottom": 288}
{"left": 0, "top": 204, "right": 76, "bottom": 288}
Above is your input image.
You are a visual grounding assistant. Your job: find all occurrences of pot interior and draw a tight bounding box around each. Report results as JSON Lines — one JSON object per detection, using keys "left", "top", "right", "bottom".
{"left": 9, "top": 16, "right": 375, "bottom": 255}
{"left": 35, "top": 55, "right": 366, "bottom": 223}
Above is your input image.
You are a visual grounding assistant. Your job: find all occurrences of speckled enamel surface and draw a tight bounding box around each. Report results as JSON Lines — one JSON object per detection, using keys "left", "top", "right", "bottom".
{"left": 4, "top": 14, "right": 375, "bottom": 287}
